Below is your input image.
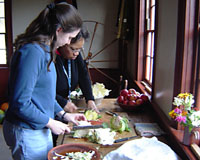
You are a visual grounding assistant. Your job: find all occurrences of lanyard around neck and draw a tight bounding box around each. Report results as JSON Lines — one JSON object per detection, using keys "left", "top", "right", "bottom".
{"left": 62, "top": 60, "right": 71, "bottom": 98}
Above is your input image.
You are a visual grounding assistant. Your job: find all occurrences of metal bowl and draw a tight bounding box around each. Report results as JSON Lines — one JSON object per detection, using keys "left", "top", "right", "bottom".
{"left": 48, "top": 143, "right": 101, "bottom": 160}
{"left": 71, "top": 97, "right": 103, "bottom": 107}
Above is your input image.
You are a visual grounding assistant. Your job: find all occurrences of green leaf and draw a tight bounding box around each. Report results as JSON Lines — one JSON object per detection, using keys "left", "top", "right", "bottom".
{"left": 102, "top": 122, "right": 109, "bottom": 128}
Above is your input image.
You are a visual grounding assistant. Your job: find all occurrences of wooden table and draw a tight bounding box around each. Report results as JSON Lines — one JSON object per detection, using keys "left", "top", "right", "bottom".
{"left": 57, "top": 98, "right": 139, "bottom": 158}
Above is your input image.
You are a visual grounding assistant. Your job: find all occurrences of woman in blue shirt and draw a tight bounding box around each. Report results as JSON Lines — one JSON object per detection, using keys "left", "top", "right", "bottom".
{"left": 3, "top": 2, "right": 86, "bottom": 160}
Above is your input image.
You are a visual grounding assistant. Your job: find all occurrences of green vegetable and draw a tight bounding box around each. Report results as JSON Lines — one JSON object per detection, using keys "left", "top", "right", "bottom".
{"left": 110, "top": 116, "right": 130, "bottom": 133}
{"left": 92, "top": 83, "right": 111, "bottom": 99}
{"left": 102, "top": 122, "right": 109, "bottom": 128}
{"left": 84, "top": 110, "right": 99, "bottom": 121}
{"left": 122, "top": 117, "right": 131, "bottom": 132}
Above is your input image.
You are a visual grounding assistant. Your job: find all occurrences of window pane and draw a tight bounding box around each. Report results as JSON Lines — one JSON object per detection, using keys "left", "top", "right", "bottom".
{"left": 0, "top": 0, "right": 7, "bottom": 65}
{"left": 0, "top": 34, "right": 6, "bottom": 49}
{"left": 150, "top": 57, "right": 154, "bottom": 83}
{"left": 150, "top": 6, "right": 155, "bottom": 30}
{"left": 0, "top": 49, "right": 6, "bottom": 64}
{"left": 0, "top": 18, "right": 5, "bottom": 32}
{"left": 145, "top": 56, "right": 151, "bottom": 80}
{"left": 146, "top": 33, "right": 152, "bottom": 56}
{"left": 145, "top": 31, "right": 155, "bottom": 83}
{"left": 151, "top": 33, "right": 155, "bottom": 57}
{"left": 0, "top": 3, "right": 5, "bottom": 17}
{"left": 146, "top": 0, "right": 149, "bottom": 18}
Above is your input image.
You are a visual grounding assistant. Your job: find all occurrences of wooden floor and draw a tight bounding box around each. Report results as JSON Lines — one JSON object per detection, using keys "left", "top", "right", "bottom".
{"left": 0, "top": 125, "right": 12, "bottom": 160}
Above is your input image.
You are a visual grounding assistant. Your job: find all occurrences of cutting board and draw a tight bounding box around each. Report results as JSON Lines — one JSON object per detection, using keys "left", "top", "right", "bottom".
{"left": 57, "top": 111, "right": 138, "bottom": 156}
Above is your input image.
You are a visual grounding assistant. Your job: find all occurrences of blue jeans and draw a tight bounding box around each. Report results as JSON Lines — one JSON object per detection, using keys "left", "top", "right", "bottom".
{"left": 3, "top": 120, "right": 53, "bottom": 160}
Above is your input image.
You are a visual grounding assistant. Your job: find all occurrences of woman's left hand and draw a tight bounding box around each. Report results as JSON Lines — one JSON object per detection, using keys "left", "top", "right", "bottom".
{"left": 63, "top": 113, "right": 87, "bottom": 125}
{"left": 87, "top": 100, "right": 100, "bottom": 113}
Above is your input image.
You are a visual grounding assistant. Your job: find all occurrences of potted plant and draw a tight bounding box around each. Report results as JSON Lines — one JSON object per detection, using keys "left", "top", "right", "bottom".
{"left": 169, "top": 93, "right": 200, "bottom": 145}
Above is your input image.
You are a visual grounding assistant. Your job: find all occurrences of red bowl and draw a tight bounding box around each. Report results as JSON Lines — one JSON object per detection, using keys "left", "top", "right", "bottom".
{"left": 118, "top": 102, "right": 148, "bottom": 111}
{"left": 48, "top": 143, "right": 101, "bottom": 160}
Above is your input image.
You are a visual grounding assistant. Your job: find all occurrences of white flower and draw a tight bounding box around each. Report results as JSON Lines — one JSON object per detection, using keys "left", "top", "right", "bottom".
{"left": 189, "top": 111, "right": 200, "bottom": 127}
{"left": 184, "top": 94, "right": 195, "bottom": 109}
{"left": 70, "top": 90, "right": 83, "bottom": 97}
{"left": 92, "top": 83, "right": 111, "bottom": 99}
{"left": 173, "top": 97, "right": 184, "bottom": 106}
{"left": 172, "top": 93, "right": 195, "bottom": 111}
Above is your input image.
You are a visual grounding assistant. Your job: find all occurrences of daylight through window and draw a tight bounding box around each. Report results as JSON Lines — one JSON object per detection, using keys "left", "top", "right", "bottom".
{"left": 0, "top": 0, "right": 6, "bottom": 65}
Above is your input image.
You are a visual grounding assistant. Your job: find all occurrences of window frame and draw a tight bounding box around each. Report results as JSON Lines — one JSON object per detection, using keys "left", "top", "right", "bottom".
{"left": 144, "top": 0, "right": 156, "bottom": 85}
{"left": 173, "top": 0, "right": 200, "bottom": 109}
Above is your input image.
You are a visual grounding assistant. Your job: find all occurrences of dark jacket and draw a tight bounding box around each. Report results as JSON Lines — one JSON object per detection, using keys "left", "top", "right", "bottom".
{"left": 55, "top": 53, "right": 94, "bottom": 108}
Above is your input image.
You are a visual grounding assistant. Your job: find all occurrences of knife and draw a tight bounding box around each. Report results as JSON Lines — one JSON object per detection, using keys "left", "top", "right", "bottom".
{"left": 72, "top": 124, "right": 104, "bottom": 130}
{"left": 105, "top": 111, "right": 118, "bottom": 116}
{"left": 114, "top": 135, "right": 140, "bottom": 143}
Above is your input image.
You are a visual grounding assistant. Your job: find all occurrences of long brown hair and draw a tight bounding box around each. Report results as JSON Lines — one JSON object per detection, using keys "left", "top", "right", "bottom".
{"left": 14, "top": 2, "right": 82, "bottom": 70}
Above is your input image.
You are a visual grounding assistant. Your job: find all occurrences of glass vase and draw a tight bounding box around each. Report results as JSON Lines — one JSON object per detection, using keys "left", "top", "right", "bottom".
{"left": 182, "top": 126, "right": 200, "bottom": 146}
{"left": 182, "top": 126, "right": 190, "bottom": 145}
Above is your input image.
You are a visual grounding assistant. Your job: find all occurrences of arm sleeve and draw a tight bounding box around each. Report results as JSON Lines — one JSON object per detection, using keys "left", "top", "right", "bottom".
{"left": 56, "top": 94, "right": 68, "bottom": 108}
{"left": 77, "top": 54, "right": 94, "bottom": 102}
{"left": 54, "top": 99, "right": 64, "bottom": 115}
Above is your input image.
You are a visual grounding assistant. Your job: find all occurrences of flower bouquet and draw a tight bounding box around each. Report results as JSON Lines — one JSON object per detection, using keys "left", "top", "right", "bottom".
{"left": 169, "top": 93, "right": 200, "bottom": 145}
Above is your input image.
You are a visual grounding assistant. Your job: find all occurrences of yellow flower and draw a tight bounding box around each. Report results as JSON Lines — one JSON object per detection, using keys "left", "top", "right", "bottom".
{"left": 181, "top": 110, "right": 188, "bottom": 116}
{"left": 178, "top": 93, "right": 190, "bottom": 99}
{"left": 169, "top": 110, "right": 176, "bottom": 119}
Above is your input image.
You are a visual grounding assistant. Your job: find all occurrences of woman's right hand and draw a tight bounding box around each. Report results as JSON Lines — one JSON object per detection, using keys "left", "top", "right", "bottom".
{"left": 64, "top": 101, "right": 77, "bottom": 113}
{"left": 46, "top": 118, "right": 71, "bottom": 135}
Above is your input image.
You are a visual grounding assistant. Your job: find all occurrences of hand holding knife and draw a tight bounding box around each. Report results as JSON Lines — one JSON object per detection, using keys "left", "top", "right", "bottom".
{"left": 105, "top": 111, "right": 118, "bottom": 116}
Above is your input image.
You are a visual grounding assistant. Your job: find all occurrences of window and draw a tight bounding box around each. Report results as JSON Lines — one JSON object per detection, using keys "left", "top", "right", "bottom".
{"left": 0, "top": 0, "right": 12, "bottom": 67}
{"left": 136, "top": 0, "right": 157, "bottom": 95}
{"left": 195, "top": 32, "right": 200, "bottom": 107}
{"left": 0, "top": 0, "right": 6, "bottom": 64}
{"left": 145, "top": 0, "right": 156, "bottom": 84}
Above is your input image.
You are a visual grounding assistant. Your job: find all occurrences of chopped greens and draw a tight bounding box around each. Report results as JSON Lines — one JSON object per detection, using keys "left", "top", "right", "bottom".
{"left": 53, "top": 150, "right": 95, "bottom": 160}
{"left": 84, "top": 110, "right": 101, "bottom": 121}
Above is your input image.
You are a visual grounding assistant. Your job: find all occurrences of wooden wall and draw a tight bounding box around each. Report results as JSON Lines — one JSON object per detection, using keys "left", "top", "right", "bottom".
{"left": 89, "top": 68, "right": 121, "bottom": 98}
{"left": 0, "top": 68, "right": 9, "bottom": 104}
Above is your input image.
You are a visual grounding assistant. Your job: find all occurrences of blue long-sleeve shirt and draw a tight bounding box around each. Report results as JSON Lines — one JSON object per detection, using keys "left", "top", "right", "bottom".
{"left": 5, "top": 43, "right": 63, "bottom": 129}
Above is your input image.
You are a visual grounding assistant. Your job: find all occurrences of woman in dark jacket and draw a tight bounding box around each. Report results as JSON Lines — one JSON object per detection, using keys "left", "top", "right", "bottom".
{"left": 55, "top": 27, "right": 99, "bottom": 113}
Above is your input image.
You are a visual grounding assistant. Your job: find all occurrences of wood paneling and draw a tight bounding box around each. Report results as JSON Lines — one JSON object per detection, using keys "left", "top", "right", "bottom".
{"left": 0, "top": 68, "right": 9, "bottom": 103}
{"left": 89, "top": 68, "right": 120, "bottom": 98}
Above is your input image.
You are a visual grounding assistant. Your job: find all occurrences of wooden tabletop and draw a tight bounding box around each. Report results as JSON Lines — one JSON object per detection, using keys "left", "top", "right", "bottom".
{"left": 57, "top": 98, "right": 139, "bottom": 158}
